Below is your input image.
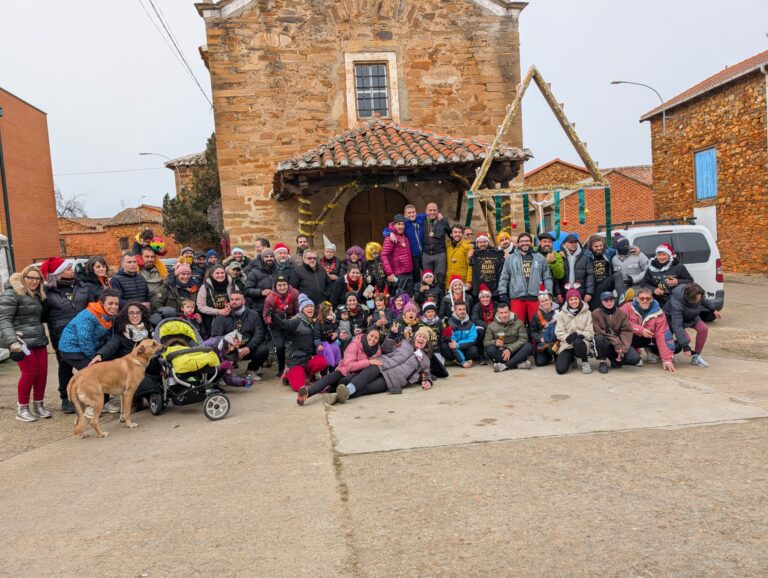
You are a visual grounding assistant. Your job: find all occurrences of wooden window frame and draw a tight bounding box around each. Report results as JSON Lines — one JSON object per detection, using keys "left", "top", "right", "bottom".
{"left": 344, "top": 52, "right": 400, "bottom": 127}
{"left": 693, "top": 147, "right": 718, "bottom": 201}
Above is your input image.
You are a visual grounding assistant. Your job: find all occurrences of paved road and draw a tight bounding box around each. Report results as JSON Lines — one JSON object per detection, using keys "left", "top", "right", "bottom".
{"left": 1, "top": 281, "right": 766, "bottom": 576}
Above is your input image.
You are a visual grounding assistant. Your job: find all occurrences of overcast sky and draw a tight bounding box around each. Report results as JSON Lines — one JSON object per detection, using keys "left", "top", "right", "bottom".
{"left": 1, "top": 1, "right": 766, "bottom": 217}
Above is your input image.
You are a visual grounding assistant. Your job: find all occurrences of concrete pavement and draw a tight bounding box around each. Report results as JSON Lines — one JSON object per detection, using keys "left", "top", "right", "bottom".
{"left": 1, "top": 280, "right": 767, "bottom": 576}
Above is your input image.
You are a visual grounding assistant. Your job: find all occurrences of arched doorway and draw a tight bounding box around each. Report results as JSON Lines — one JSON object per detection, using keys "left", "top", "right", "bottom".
{"left": 344, "top": 187, "right": 409, "bottom": 249}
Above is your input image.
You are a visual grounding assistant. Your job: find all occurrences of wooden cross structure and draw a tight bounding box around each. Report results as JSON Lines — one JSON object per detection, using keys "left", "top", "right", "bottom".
{"left": 466, "top": 65, "right": 612, "bottom": 241}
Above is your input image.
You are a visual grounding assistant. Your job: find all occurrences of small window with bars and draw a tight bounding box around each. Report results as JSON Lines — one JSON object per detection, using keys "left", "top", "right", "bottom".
{"left": 354, "top": 63, "right": 389, "bottom": 119}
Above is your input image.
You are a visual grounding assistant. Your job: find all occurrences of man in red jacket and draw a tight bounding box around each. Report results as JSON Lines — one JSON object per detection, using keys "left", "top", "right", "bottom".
{"left": 381, "top": 214, "right": 413, "bottom": 295}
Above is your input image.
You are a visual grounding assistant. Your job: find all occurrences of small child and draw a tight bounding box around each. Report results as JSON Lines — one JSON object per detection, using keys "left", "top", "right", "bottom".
{"left": 368, "top": 294, "right": 392, "bottom": 334}
{"left": 315, "top": 302, "right": 342, "bottom": 369}
{"left": 179, "top": 298, "right": 204, "bottom": 336}
{"left": 529, "top": 292, "right": 560, "bottom": 367}
{"left": 204, "top": 330, "right": 253, "bottom": 388}
{"left": 337, "top": 307, "right": 352, "bottom": 342}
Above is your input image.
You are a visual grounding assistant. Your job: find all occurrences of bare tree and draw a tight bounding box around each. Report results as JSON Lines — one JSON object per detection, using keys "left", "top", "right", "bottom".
{"left": 55, "top": 187, "right": 87, "bottom": 218}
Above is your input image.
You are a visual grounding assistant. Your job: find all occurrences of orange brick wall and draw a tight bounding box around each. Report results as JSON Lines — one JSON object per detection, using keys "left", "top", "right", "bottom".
{"left": 525, "top": 163, "right": 589, "bottom": 188}
{"left": 0, "top": 88, "right": 61, "bottom": 268}
{"left": 648, "top": 73, "right": 768, "bottom": 273}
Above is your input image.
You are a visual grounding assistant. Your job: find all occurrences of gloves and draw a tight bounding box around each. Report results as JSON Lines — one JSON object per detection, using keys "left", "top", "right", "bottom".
{"left": 565, "top": 332, "right": 578, "bottom": 344}
{"left": 499, "top": 294, "right": 509, "bottom": 305}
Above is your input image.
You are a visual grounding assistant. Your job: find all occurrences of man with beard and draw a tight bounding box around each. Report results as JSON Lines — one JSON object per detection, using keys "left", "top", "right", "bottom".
{"left": 592, "top": 291, "right": 641, "bottom": 373}
{"left": 244, "top": 248, "right": 278, "bottom": 314}
{"left": 292, "top": 235, "right": 310, "bottom": 267}
{"left": 273, "top": 243, "right": 294, "bottom": 277}
{"left": 611, "top": 235, "right": 649, "bottom": 297}
{"left": 210, "top": 291, "right": 269, "bottom": 379}
{"left": 585, "top": 236, "right": 625, "bottom": 310}
{"left": 535, "top": 232, "right": 564, "bottom": 281}
{"left": 469, "top": 234, "right": 504, "bottom": 302}
{"left": 445, "top": 224, "right": 472, "bottom": 290}
{"left": 289, "top": 249, "right": 330, "bottom": 306}
{"left": 498, "top": 232, "right": 552, "bottom": 324}
{"left": 331, "top": 265, "right": 365, "bottom": 308}
{"left": 496, "top": 231, "right": 515, "bottom": 258}
{"left": 557, "top": 234, "right": 595, "bottom": 305}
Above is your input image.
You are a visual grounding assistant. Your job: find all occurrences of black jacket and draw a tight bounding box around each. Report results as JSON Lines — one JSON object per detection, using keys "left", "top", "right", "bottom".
{"left": 421, "top": 218, "right": 451, "bottom": 255}
{"left": 110, "top": 269, "right": 150, "bottom": 305}
{"left": 42, "top": 280, "right": 92, "bottom": 348}
{"left": 643, "top": 258, "right": 694, "bottom": 305}
{"left": 330, "top": 275, "right": 365, "bottom": 309}
{"left": 289, "top": 264, "right": 330, "bottom": 306}
{"left": 663, "top": 284, "right": 715, "bottom": 349}
{"left": 470, "top": 301, "right": 496, "bottom": 331}
{"left": 0, "top": 274, "right": 49, "bottom": 349}
{"left": 77, "top": 270, "right": 110, "bottom": 302}
{"left": 558, "top": 247, "right": 595, "bottom": 298}
{"left": 210, "top": 308, "right": 265, "bottom": 351}
{"left": 271, "top": 313, "right": 320, "bottom": 367}
{"left": 244, "top": 258, "right": 278, "bottom": 312}
{"left": 414, "top": 282, "right": 444, "bottom": 308}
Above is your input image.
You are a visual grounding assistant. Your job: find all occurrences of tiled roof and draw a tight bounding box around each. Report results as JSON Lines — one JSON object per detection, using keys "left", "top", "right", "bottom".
{"left": 60, "top": 217, "right": 111, "bottom": 231}
{"left": 105, "top": 205, "right": 163, "bottom": 227}
{"left": 641, "top": 50, "right": 768, "bottom": 121}
{"left": 275, "top": 119, "right": 531, "bottom": 173}
{"left": 165, "top": 152, "right": 206, "bottom": 168}
{"left": 605, "top": 165, "right": 653, "bottom": 187}
{"left": 524, "top": 158, "right": 589, "bottom": 179}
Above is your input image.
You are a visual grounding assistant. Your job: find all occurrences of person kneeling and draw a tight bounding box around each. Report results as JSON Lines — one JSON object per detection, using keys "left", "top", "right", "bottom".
{"left": 555, "top": 289, "right": 595, "bottom": 375}
{"left": 439, "top": 301, "right": 479, "bottom": 368}
{"left": 591, "top": 291, "right": 641, "bottom": 374}
{"left": 484, "top": 302, "right": 533, "bottom": 372}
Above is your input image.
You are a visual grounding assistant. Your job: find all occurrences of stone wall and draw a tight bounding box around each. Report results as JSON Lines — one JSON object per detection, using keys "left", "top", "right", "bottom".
{"left": 648, "top": 72, "right": 768, "bottom": 273}
{"left": 201, "top": 0, "right": 525, "bottom": 252}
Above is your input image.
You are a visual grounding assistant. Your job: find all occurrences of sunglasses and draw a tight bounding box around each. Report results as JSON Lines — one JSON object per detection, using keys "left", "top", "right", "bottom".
{"left": 306, "top": 256, "right": 317, "bottom": 261}
{"left": 637, "top": 296, "right": 653, "bottom": 302}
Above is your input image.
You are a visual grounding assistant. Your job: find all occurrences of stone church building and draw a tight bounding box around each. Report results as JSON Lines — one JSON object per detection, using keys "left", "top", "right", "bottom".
{"left": 194, "top": 0, "right": 530, "bottom": 252}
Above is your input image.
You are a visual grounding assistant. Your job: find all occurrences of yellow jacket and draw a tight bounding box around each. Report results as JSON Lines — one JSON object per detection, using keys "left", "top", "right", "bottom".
{"left": 445, "top": 240, "right": 473, "bottom": 288}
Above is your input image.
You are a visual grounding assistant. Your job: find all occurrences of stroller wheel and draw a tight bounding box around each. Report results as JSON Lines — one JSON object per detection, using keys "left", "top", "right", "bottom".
{"left": 149, "top": 393, "right": 164, "bottom": 416}
{"left": 204, "top": 393, "right": 230, "bottom": 421}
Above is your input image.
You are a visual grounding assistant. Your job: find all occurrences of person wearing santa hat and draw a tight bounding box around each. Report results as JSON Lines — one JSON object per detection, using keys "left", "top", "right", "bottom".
{"left": 41, "top": 257, "right": 91, "bottom": 413}
{"left": 642, "top": 243, "right": 693, "bottom": 307}
{"left": 468, "top": 233, "right": 504, "bottom": 301}
{"left": 498, "top": 231, "right": 553, "bottom": 325}
{"left": 414, "top": 269, "right": 443, "bottom": 308}
{"left": 273, "top": 243, "right": 294, "bottom": 277}
{"left": 470, "top": 283, "right": 496, "bottom": 364}
{"left": 439, "top": 275, "right": 473, "bottom": 320}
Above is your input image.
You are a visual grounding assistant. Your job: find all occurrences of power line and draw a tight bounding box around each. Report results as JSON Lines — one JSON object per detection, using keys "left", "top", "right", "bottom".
{"left": 54, "top": 167, "right": 166, "bottom": 176}
{"left": 135, "top": 0, "right": 187, "bottom": 71}
{"left": 143, "top": 0, "right": 213, "bottom": 108}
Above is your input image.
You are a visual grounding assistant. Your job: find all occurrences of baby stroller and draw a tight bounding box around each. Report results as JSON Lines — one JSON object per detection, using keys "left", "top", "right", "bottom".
{"left": 151, "top": 318, "right": 231, "bottom": 420}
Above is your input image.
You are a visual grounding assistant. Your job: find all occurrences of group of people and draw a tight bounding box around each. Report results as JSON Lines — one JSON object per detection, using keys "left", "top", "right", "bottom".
{"left": 0, "top": 204, "right": 722, "bottom": 421}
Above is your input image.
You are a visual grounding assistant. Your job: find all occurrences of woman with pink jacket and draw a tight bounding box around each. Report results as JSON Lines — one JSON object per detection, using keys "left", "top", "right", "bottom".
{"left": 296, "top": 326, "right": 382, "bottom": 405}
{"left": 620, "top": 286, "right": 677, "bottom": 373}
{"left": 381, "top": 214, "right": 414, "bottom": 295}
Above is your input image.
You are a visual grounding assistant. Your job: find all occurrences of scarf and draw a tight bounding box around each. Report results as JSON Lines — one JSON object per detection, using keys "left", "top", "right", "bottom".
{"left": 362, "top": 331, "right": 380, "bottom": 357}
{"left": 566, "top": 302, "right": 583, "bottom": 316}
{"left": 209, "top": 276, "right": 229, "bottom": 293}
{"left": 124, "top": 323, "right": 149, "bottom": 342}
{"left": 564, "top": 245, "right": 581, "bottom": 287}
{"left": 345, "top": 275, "right": 362, "bottom": 293}
{"left": 321, "top": 257, "right": 338, "bottom": 275}
{"left": 87, "top": 301, "right": 114, "bottom": 330}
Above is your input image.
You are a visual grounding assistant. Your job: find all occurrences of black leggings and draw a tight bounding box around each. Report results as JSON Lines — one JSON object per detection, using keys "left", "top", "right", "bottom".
{"left": 55, "top": 350, "right": 75, "bottom": 400}
{"left": 307, "top": 370, "right": 354, "bottom": 397}
{"left": 534, "top": 347, "right": 555, "bottom": 367}
{"left": 594, "top": 336, "right": 641, "bottom": 366}
{"left": 348, "top": 365, "right": 389, "bottom": 398}
{"left": 269, "top": 327, "right": 287, "bottom": 374}
{"left": 555, "top": 338, "right": 589, "bottom": 374}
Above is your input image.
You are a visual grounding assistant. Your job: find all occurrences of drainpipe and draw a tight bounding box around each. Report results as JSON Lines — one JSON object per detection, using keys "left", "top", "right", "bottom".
{"left": 761, "top": 65, "right": 768, "bottom": 166}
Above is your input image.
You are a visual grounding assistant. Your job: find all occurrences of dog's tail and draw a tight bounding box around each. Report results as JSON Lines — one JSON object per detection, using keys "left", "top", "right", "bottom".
{"left": 67, "top": 374, "right": 85, "bottom": 420}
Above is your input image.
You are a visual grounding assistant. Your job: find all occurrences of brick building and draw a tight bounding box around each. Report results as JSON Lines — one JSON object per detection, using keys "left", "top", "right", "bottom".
{"left": 165, "top": 151, "right": 205, "bottom": 197}
{"left": 59, "top": 205, "right": 181, "bottom": 269}
{"left": 523, "top": 159, "right": 655, "bottom": 241}
{"left": 0, "top": 88, "right": 60, "bottom": 268}
{"left": 640, "top": 50, "right": 768, "bottom": 273}
{"left": 195, "top": 0, "right": 531, "bottom": 252}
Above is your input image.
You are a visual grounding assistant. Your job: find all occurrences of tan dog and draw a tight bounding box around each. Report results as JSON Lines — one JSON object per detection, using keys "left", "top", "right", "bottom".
{"left": 67, "top": 339, "right": 165, "bottom": 438}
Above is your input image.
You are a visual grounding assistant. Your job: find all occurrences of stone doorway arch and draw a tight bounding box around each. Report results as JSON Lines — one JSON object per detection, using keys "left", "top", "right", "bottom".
{"left": 344, "top": 187, "right": 409, "bottom": 249}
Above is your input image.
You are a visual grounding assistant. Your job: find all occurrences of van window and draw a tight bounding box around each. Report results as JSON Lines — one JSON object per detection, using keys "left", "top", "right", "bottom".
{"left": 676, "top": 232, "right": 711, "bottom": 264}
{"left": 634, "top": 234, "right": 675, "bottom": 259}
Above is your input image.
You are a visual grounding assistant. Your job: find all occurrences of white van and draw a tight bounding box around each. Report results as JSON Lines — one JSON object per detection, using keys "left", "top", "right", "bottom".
{"left": 609, "top": 224, "right": 724, "bottom": 314}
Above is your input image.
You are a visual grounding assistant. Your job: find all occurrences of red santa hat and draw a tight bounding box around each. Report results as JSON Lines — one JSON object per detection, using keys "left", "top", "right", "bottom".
{"left": 421, "top": 269, "right": 434, "bottom": 281}
{"left": 475, "top": 233, "right": 490, "bottom": 244}
{"left": 478, "top": 283, "right": 492, "bottom": 297}
{"left": 274, "top": 242, "right": 290, "bottom": 254}
{"left": 39, "top": 256, "right": 73, "bottom": 280}
{"left": 655, "top": 243, "right": 675, "bottom": 258}
{"left": 539, "top": 282, "right": 549, "bottom": 296}
{"left": 448, "top": 275, "right": 464, "bottom": 289}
